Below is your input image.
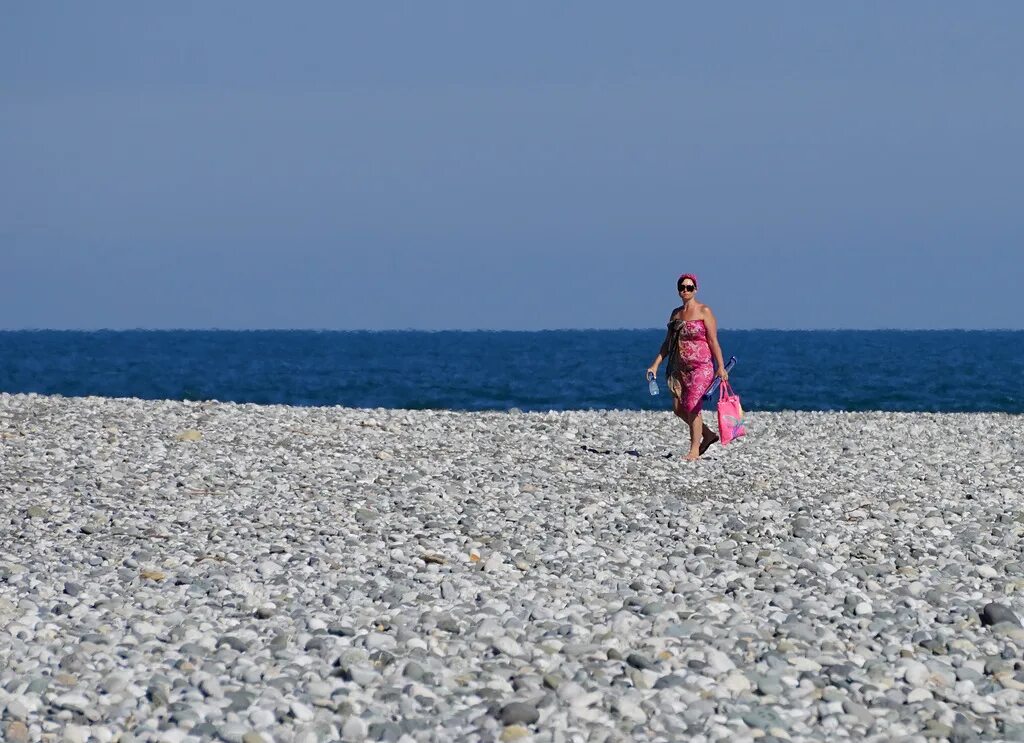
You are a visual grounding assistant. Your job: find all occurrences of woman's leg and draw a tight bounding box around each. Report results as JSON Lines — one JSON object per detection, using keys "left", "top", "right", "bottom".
{"left": 672, "top": 395, "right": 687, "bottom": 420}
{"left": 684, "top": 409, "right": 703, "bottom": 459}
{"left": 699, "top": 418, "right": 719, "bottom": 454}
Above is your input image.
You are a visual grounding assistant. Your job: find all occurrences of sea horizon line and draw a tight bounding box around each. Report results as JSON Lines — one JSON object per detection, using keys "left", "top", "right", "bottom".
{"left": 1, "top": 327, "right": 1022, "bottom": 334}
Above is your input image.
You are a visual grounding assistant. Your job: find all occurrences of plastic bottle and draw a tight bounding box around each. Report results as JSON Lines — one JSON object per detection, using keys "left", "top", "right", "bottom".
{"left": 648, "top": 374, "right": 659, "bottom": 396}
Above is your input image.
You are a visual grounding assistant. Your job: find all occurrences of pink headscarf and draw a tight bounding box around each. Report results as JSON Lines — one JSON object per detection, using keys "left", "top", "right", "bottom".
{"left": 677, "top": 273, "right": 698, "bottom": 290}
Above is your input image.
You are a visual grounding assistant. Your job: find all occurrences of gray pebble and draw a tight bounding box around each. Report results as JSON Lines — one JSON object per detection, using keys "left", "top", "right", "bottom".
{"left": 980, "top": 602, "right": 1021, "bottom": 627}
{"left": 498, "top": 702, "right": 539, "bottom": 725}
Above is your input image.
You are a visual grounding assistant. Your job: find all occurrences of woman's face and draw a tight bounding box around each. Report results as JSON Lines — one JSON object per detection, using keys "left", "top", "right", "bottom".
{"left": 678, "top": 279, "right": 697, "bottom": 299}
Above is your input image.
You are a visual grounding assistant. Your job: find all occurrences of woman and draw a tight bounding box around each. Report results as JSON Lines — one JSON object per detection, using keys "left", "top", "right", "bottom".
{"left": 647, "top": 273, "right": 729, "bottom": 460}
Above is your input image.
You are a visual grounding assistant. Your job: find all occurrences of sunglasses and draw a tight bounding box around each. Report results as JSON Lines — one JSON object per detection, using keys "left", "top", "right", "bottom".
{"left": 678, "top": 284, "right": 697, "bottom": 292}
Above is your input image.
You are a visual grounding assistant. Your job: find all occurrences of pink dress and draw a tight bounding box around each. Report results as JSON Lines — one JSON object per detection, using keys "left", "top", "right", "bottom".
{"left": 666, "top": 318, "right": 715, "bottom": 415}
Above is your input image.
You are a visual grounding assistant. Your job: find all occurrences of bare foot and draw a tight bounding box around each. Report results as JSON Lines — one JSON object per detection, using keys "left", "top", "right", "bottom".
{"left": 684, "top": 449, "right": 701, "bottom": 461}
{"left": 699, "top": 432, "right": 719, "bottom": 455}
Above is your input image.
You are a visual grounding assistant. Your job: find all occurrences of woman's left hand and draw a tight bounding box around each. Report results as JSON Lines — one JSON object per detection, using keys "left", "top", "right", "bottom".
{"left": 717, "top": 368, "right": 729, "bottom": 382}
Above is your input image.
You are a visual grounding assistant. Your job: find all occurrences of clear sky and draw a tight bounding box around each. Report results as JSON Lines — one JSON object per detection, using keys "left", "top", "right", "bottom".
{"left": 3, "top": 3, "right": 1022, "bottom": 330}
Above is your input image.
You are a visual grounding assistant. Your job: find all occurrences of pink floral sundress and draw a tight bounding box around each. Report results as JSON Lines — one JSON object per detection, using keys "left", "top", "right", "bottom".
{"left": 666, "top": 318, "right": 715, "bottom": 415}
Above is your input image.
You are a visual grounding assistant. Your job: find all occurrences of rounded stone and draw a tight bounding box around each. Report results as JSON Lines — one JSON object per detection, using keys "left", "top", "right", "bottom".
{"left": 980, "top": 603, "right": 1021, "bottom": 627}
{"left": 498, "top": 702, "right": 539, "bottom": 726}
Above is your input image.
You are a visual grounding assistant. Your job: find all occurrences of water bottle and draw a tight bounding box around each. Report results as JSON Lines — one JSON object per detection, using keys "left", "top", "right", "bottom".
{"left": 647, "top": 373, "right": 659, "bottom": 396}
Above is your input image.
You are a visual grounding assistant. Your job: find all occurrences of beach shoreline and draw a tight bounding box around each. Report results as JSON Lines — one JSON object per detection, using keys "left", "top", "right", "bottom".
{"left": 1, "top": 393, "right": 1023, "bottom": 741}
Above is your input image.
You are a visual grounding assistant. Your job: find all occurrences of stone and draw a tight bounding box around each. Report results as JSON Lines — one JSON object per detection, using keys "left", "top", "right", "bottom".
{"left": 741, "top": 705, "right": 786, "bottom": 730}
{"left": 501, "top": 726, "right": 531, "bottom": 742}
{"left": 5, "top": 722, "right": 29, "bottom": 743}
{"left": 654, "top": 674, "right": 687, "bottom": 689}
{"left": 903, "top": 660, "right": 929, "bottom": 687}
{"left": 342, "top": 717, "right": 368, "bottom": 740}
{"left": 498, "top": 702, "right": 539, "bottom": 726}
{"left": 842, "top": 699, "right": 874, "bottom": 726}
{"left": 980, "top": 602, "right": 1021, "bottom": 627}
{"left": 705, "top": 649, "right": 736, "bottom": 675}
{"left": 613, "top": 698, "right": 647, "bottom": 723}
{"left": 626, "top": 652, "right": 656, "bottom": 670}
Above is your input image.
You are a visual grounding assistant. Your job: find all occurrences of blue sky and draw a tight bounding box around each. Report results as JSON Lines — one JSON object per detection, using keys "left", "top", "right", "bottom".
{"left": 3, "top": 3, "right": 1022, "bottom": 330}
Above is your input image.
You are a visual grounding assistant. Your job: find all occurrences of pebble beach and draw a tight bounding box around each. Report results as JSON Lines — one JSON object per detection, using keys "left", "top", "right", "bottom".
{"left": 2, "top": 393, "right": 1023, "bottom": 743}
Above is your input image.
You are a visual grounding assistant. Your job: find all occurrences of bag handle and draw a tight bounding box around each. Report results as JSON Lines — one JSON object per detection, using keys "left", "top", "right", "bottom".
{"left": 718, "top": 380, "right": 734, "bottom": 400}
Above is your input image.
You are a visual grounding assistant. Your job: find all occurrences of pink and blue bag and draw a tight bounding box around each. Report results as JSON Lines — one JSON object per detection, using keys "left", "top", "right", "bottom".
{"left": 717, "top": 381, "right": 746, "bottom": 445}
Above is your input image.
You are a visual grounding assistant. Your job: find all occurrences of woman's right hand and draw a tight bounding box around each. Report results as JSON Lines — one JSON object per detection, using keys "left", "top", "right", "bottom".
{"left": 646, "top": 365, "right": 658, "bottom": 380}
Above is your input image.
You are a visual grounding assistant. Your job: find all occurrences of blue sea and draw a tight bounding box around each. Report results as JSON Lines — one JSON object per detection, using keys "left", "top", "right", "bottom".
{"left": 0, "top": 330, "right": 1021, "bottom": 413}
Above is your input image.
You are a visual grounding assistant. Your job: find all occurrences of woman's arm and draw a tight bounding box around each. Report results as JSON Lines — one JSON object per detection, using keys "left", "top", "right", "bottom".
{"left": 647, "top": 314, "right": 676, "bottom": 376}
{"left": 648, "top": 327, "right": 672, "bottom": 375}
{"left": 703, "top": 307, "right": 729, "bottom": 380}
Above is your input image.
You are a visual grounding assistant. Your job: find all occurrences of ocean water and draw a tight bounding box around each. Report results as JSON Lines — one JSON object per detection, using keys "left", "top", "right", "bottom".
{"left": 0, "top": 330, "right": 1021, "bottom": 413}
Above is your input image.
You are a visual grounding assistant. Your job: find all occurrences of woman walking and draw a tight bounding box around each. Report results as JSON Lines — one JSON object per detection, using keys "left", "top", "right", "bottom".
{"left": 647, "top": 273, "right": 730, "bottom": 460}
